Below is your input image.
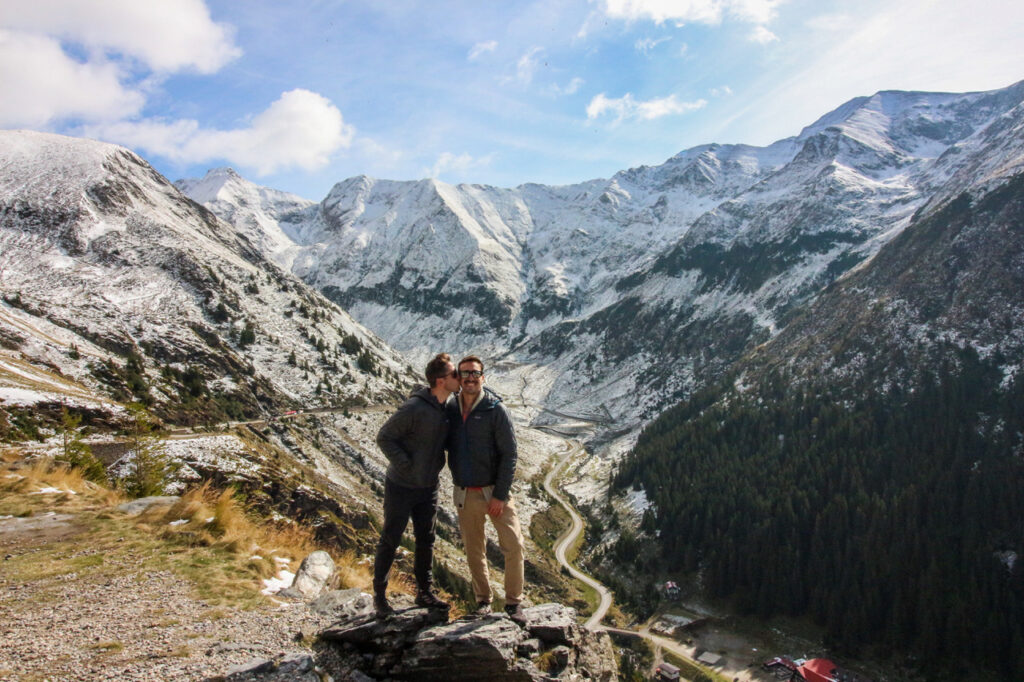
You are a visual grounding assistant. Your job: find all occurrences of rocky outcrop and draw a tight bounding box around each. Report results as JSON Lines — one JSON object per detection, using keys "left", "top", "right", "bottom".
{"left": 210, "top": 588, "right": 615, "bottom": 681}
{"left": 312, "top": 592, "right": 616, "bottom": 681}
{"left": 220, "top": 653, "right": 323, "bottom": 682}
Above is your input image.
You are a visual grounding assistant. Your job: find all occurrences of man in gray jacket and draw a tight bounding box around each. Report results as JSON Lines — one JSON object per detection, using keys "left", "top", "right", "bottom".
{"left": 373, "top": 352, "right": 460, "bottom": 614}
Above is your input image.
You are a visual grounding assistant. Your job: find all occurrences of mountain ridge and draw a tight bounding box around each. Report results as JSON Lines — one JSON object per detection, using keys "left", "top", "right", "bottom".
{"left": 1, "top": 129, "right": 414, "bottom": 428}
{"left": 177, "top": 81, "right": 1024, "bottom": 452}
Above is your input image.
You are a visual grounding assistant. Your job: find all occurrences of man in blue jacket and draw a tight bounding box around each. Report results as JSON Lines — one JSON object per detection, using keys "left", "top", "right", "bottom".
{"left": 374, "top": 352, "right": 460, "bottom": 614}
{"left": 447, "top": 355, "right": 526, "bottom": 621}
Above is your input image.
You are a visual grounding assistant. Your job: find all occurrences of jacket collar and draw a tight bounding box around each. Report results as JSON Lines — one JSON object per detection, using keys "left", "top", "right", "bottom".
{"left": 460, "top": 387, "right": 500, "bottom": 416}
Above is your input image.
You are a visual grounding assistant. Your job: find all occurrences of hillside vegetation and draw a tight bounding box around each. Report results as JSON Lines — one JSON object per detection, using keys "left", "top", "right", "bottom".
{"left": 613, "top": 350, "right": 1024, "bottom": 680}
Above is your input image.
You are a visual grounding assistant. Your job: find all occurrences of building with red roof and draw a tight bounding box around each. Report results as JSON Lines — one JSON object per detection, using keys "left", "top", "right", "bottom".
{"left": 797, "top": 658, "right": 838, "bottom": 682}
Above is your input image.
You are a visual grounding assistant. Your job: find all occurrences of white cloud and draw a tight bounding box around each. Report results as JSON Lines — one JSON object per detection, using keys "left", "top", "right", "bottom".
{"left": 550, "top": 77, "right": 585, "bottom": 96}
{"left": 468, "top": 40, "right": 498, "bottom": 60}
{"left": 0, "top": 0, "right": 240, "bottom": 128}
{"left": 0, "top": 0, "right": 240, "bottom": 73}
{"left": 515, "top": 46, "right": 544, "bottom": 86}
{"left": 0, "top": 2, "right": 355, "bottom": 179}
{"left": 0, "top": 30, "right": 145, "bottom": 127}
{"left": 804, "top": 13, "right": 852, "bottom": 32}
{"left": 635, "top": 36, "right": 672, "bottom": 53}
{"left": 87, "top": 89, "right": 354, "bottom": 175}
{"left": 587, "top": 92, "right": 707, "bottom": 123}
{"left": 601, "top": 0, "right": 784, "bottom": 26}
{"left": 749, "top": 26, "right": 778, "bottom": 44}
{"left": 563, "top": 77, "right": 585, "bottom": 95}
{"left": 603, "top": 0, "right": 722, "bottom": 25}
{"left": 711, "top": 85, "right": 733, "bottom": 97}
{"left": 425, "top": 151, "right": 494, "bottom": 180}
{"left": 728, "top": 0, "right": 783, "bottom": 25}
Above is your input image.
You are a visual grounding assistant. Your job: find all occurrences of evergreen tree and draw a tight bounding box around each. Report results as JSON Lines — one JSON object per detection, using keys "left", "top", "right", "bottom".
{"left": 58, "top": 406, "right": 106, "bottom": 483}
{"left": 238, "top": 321, "right": 256, "bottom": 347}
{"left": 357, "top": 349, "right": 376, "bottom": 374}
{"left": 120, "top": 403, "right": 176, "bottom": 498}
{"left": 212, "top": 301, "right": 230, "bottom": 322}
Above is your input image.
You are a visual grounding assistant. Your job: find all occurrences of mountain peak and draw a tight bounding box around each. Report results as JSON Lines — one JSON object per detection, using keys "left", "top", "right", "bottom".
{"left": 793, "top": 85, "right": 1024, "bottom": 156}
{"left": 202, "top": 166, "right": 246, "bottom": 185}
{"left": 175, "top": 167, "right": 254, "bottom": 205}
{"left": 0, "top": 129, "right": 135, "bottom": 201}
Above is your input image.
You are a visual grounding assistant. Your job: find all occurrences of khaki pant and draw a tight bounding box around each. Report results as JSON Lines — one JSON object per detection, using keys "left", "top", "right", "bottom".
{"left": 455, "top": 487, "right": 525, "bottom": 605}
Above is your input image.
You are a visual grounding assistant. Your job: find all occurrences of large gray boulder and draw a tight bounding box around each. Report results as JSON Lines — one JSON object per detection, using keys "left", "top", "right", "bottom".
{"left": 278, "top": 550, "right": 336, "bottom": 600}
{"left": 309, "top": 588, "right": 374, "bottom": 619}
{"left": 221, "top": 652, "right": 325, "bottom": 681}
{"left": 574, "top": 628, "right": 618, "bottom": 682}
{"left": 320, "top": 605, "right": 448, "bottom": 651}
{"left": 522, "top": 603, "right": 579, "bottom": 647}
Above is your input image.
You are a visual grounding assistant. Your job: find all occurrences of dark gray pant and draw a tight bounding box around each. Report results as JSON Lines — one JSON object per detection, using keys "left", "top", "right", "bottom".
{"left": 373, "top": 478, "right": 438, "bottom": 594}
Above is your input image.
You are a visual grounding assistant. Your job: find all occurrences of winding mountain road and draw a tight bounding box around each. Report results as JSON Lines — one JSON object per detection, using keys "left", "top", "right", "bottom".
{"left": 541, "top": 434, "right": 762, "bottom": 681}
{"left": 542, "top": 438, "right": 613, "bottom": 630}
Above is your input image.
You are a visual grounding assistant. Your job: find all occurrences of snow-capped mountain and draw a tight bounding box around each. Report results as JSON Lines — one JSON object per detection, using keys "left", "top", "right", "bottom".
{"left": 180, "top": 81, "right": 1024, "bottom": 436}
{"left": 0, "top": 130, "right": 413, "bottom": 422}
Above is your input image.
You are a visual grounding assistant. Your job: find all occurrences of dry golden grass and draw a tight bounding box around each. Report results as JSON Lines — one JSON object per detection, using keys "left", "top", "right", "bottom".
{"left": 2, "top": 447, "right": 383, "bottom": 611}
{"left": 2, "top": 448, "right": 25, "bottom": 463}
{"left": 0, "top": 456, "right": 122, "bottom": 516}
{"left": 131, "top": 483, "right": 322, "bottom": 582}
{"left": 334, "top": 549, "right": 373, "bottom": 592}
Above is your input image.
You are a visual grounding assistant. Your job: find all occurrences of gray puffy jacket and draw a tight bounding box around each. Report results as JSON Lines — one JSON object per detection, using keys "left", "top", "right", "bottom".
{"left": 376, "top": 387, "right": 451, "bottom": 489}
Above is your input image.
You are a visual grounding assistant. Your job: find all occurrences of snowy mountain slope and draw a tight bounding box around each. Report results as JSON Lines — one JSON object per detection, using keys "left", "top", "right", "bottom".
{"left": 174, "top": 168, "right": 316, "bottom": 272}
{"left": 744, "top": 146, "right": 1024, "bottom": 391}
{"left": 0, "top": 131, "right": 568, "bottom": 592}
{"left": 179, "top": 81, "right": 1024, "bottom": 439}
{"left": 0, "top": 130, "right": 414, "bottom": 425}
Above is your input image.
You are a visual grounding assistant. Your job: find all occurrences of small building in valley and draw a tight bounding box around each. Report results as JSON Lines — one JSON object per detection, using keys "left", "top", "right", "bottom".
{"left": 796, "top": 658, "right": 839, "bottom": 682}
{"left": 697, "top": 651, "right": 723, "bottom": 666}
{"left": 655, "top": 662, "right": 680, "bottom": 680}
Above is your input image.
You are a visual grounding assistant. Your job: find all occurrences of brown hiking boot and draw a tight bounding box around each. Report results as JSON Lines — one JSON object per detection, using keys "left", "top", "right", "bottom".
{"left": 504, "top": 602, "right": 526, "bottom": 624}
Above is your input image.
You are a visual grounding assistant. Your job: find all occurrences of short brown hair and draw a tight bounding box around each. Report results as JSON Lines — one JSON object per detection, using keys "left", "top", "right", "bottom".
{"left": 425, "top": 353, "right": 453, "bottom": 387}
{"left": 458, "top": 355, "right": 484, "bottom": 373}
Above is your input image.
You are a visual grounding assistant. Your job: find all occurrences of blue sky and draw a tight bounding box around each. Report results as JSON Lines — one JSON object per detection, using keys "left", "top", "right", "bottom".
{"left": 2, "top": 0, "right": 1023, "bottom": 199}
